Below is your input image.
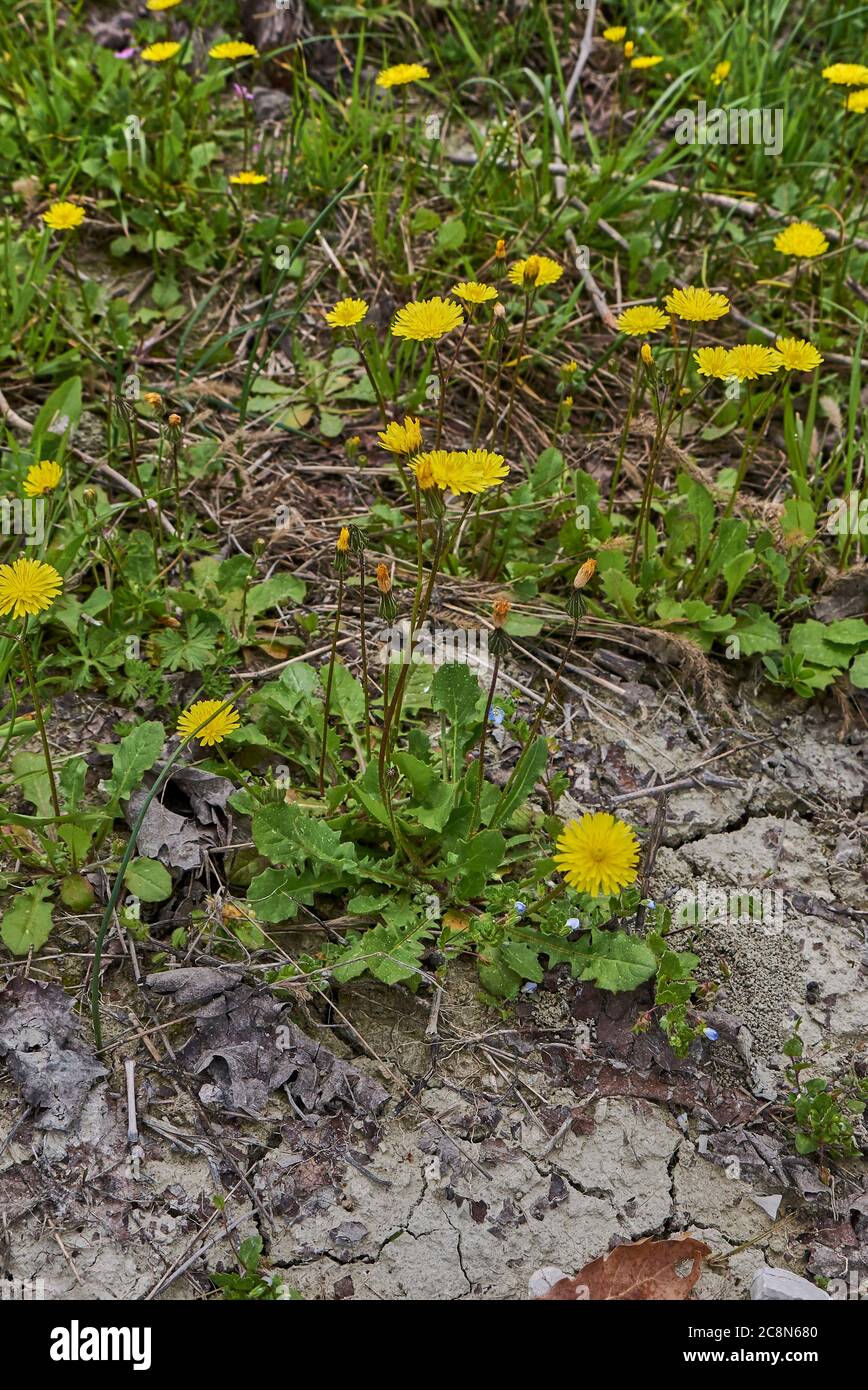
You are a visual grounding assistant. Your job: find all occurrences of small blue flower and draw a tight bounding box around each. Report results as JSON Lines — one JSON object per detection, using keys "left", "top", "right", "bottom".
{"left": 488, "top": 705, "right": 505, "bottom": 726}
{"left": 565, "top": 917, "right": 581, "bottom": 929}
{"left": 514, "top": 901, "right": 527, "bottom": 915}
{"left": 646, "top": 899, "right": 656, "bottom": 909}
{"left": 703, "top": 1027, "right": 718, "bottom": 1042}
{"left": 520, "top": 981, "right": 537, "bottom": 993}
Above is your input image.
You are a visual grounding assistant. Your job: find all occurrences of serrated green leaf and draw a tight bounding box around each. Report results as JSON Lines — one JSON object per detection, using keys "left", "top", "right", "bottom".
{"left": 104, "top": 721, "right": 165, "bottom": 803}
{"left": 489, "top": 735, "right": 548, "bottom": 829}
{"left": 1, "top": 882, "right": 54, "bottom": 956}
{"left": 124, "top": 857, "right": 173, "bottom": 903}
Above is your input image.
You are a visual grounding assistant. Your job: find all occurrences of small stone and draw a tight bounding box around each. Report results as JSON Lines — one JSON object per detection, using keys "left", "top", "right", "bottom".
{"left": 528, "top": 1265, "right": 569, "bottom": 1298}
{"left": 751, "top": 1266, "right": 830, "bottom": 1301}
{"left": 751, "top": 1194, "right": 783, "bottom": 1221}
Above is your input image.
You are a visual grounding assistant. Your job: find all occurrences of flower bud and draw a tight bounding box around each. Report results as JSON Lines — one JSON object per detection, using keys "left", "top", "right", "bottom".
{"left": 641, "top": 342, "right": 653, "bottom": 366}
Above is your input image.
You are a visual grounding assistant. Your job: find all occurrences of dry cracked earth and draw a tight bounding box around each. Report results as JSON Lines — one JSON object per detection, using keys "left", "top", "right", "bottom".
{"left": 0, "top": 662, "right": 866, "bottom": 1301}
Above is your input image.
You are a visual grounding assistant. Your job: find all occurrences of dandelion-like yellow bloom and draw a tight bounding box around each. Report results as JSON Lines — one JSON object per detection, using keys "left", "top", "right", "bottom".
{"left": 554, "top": 812, "right": 640, "bottom": 897}
{"left": 146, "top": 0, "right": 183, "bottom": 9}
{"left": 230, "top": 170, "right": 268, "bottom": 185}
{"left": 773, "top": 221, "right": 829, "bottom": 259}
{"left": 602, "top": 26, "right": 627, "bottom": 42}
{"left": 450, "top": 280, "right": 498, "bottom": 305}
{"left": 822, "top": 63, "right": 868, "bottom": 86}
{"left": 0, "top": 557, "right": 62, "bottom": 619}
{"left": 376, "top": 62, "right": 429, "bottom": 88}
{"left": 774, "top": 337, "right": 824, "bottom": 372}
{"left": 846, "top": 88, "right": 868, "bottom": 113}
{"left": 664, "top": 285, "right": 730, "bottom": 322}
{"left": 507, "top": 255, "right": 563, "bottom": 289}
{"left": 210, "top": 40, "right": 258, "bottom": 60}
{"left": 615, "top": 305, "right": 670, "bottom": 336}
{"left": 325, "top": 297, "right": 369, "bottom": 329}
{"left": 141, "top": 41, "right": 181, "bottom": 62}
{"left": 23, "top": 459, "right": 63, "bottom": 497}
{"left": 391, "top": 297, "right": 463, "bottom": 342}
{"left": 336, "top": 526, "right": 350, "bottom": 551}
{"left": 693, "top": 346, "right": 732, "bottom": 379}
{"left": 725, "top": 343, "right": 782, "bottom": 381}
{"left": 631, "top": 55, "right": 664, "bottom": 69}
{"left": 378, "top": 417, "right": 423, "bottom": 455}
{"left": 410, "top": 451, "right": 451, "bottom": 489}
{"left": 444, "top": 449, "right": 509, "bottom": 495}
{"left": 177, "top": 699, "right": 241, "bottom": 747}
{"left": 711, "top": 60, "right": 731, "bottom": 85}
{"left": 41, "top": 201, "right": 85, "bottom": 231}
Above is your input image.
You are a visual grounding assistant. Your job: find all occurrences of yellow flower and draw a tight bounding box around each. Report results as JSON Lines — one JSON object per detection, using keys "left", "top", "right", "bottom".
{"left": 378, "top": 417, "right": 423, "bottom": 454}
{"left": 495, "top": 238, "right": 507, "bottom": 259}
{"left": 141, "top": 41, "right": 181, "bottom": 62}
{"left": 209, "top": 40, "right": 258, "bottom": 60}
{"left": 774, "top": 337, "right": 824, "bottom": 372}
{"left": 640, "top": 343, "right": 653, "bottom": 366}
{"left": 615, "top": 305, "right": 670, "bottom": 336}
{"left": 325, "top": 297, "right": 369, "bottom": 329}
{"left": 450, "top": 280, "right": 498, "bottom": 305}
{"left": 623, "top": 41, "right": 635, "bottom": 58}
{"left": 177, "top": 699, "right": 241, "bottom": 747}
{"left": 410, "top": 451, "right": 451, "bottom": 489}
{"left": 631, "top": 55, "right": 663, "bottom": 69}
{"left": 230, "top": 170, "right": 268, "bottom": 185}
{"left": 602, "top": 26, "right": 627, "bottom": 42}
{"left": 445, "top": 449, "right": 509, "bottom": 495}
{"left": 376, "top": 62, "right": 429, "bottom": 89}
{"left": 23, "top": 459, "right": 62, "bottom": 497}
{"left": 711, "top": 60, "right": 731, "bottom": 85}
{"left": 773, "top": 220, "right": 829, "bottom": 259}
{"left": 554, "top": 812, "right": 640, "bottom": 897}
{"left": 822, "top": 63, "right": 868, "bottom": 86}
{"left": 336, "top": 526, "right": 350, "bottom": 551}
{"left": 846, "top": 88, "right": 868, "bottom": 113}
{"left": 574, "top": 558, "right": 597, "bottom": 589}
{"left": 664, "top": 285, "right": 730, "bottom": 322}
{"left": 41, "top": 201, "right": 85, "bottom": 231}
{"left": 392, "top": 296, "right": 463, "bottom": 342}
{"left": 693, "top": 346, "right": 731, "bottom": 379}
{"left": 725, "top": 344, "right": 782, "bottom": 381}
{"left": 0, "top": 556, "right": 62, "bottom": 619}
{"left": 507, "top": 255, "right": 563, "bottom": 289}
{"left": 146, "top": 0, "right": 183, "bottom": 9}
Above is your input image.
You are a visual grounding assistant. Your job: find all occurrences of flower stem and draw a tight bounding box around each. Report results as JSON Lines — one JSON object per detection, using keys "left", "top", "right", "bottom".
{"left": 318, "top": 575, "right": 344, "bottom": 795}
{"left": 18, "top": 632, "right": 60, "bottom": 824}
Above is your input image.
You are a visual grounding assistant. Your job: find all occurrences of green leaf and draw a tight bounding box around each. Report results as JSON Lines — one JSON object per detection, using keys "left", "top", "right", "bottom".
{"left": 253, "top": 803, "right": 359, "bottom": 876}
{"left": 849, "top": 651, "right": 868, "bottom": 688}
{"left": 435, "top": 216, "right": 466, "bottom": 252}
{"left": 500, "top": 939, "right": 545, "bottom": 983}
{"left": 477, "top": 950, "right": 523, "bottom": 999}
{"left": 393, "top": 752, "right": 456, "bottom": 832}
{"left": 1, "top": 882, "right": 54, "bottom": 956}
{"left": 332, "top": 916, "right": 433, "bottom": 986}
{"left": 489, "top": 735, "right": 548, "bottom": 828}
{"left": 789, "top": 621, "right": 851, "bottom": 670}
{"left": 825, "top": 618, "right": 868, "bottom": 648}
{"left": 104, "top": 721, "right": 165, "bottom": 803}
{"left": 453, "top": 829, "right": 505, "bottom": 900}
{"left": 331, "top": 660, "right": 366, "bottom": 731}
{"left": 124, "top": 857, "right": 173, "bottom": 903}
{"left": 11, "top": 751, "right": 55, "bottom": 818}
{"left": 577, "top": 929, "right": 657, "bottom": 992}
{"left": 431, "top": 662, "right": 482, "bottom": 776}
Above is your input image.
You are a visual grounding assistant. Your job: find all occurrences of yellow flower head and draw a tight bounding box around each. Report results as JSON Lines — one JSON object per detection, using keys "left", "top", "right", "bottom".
{"left": 711, "top": 60, "right": 731, "bottom": 85}
{"left": 507, "top": 255, "right": 563, "bottom": 289}
{"left": 693, "top": 346, "right": 732, "bottom": 379}
{"left": 725, "top": 343, "right": 782, "bottom": 381}
{"left": 336, "top": 526, "right": 350, "bottom": 552}
{"left": 773, "top": 220, "right": 829, "bottom": 259}
{"left": 603, "top": 26, "right": 627, "bottom": 42}
{"left": 210, "top": 40, "right": 258, "bottom": 60}
{"left": 146, "top": 0, "right": 183, "bottom": 9}
{"left": 846, "top": 88, "right": 868, "bottom": 113}
{"left": 554, "top": 812, "right": 640, "bottom": 897}
{"left": 177, "top": 699, "right": 241, "bottom": 747}
{"left": 664, "top": 285, "right": 730, "bottom": 322}
{"left": 495, "top": 238, "right": 507, "bottom": 259}
{"left": 230, "top": 170, "right": 268, "bottom": 185}
{"left": 631, "top": 55, "right": 664, "bottom": 69}
{"left": 623, "top": 41, "right": 635, "bottom": 58}
{"left": 392, "top": 297, "right": 463, "bottom": 342}
{"left": 822, "top": 63, "right": 868, "bottom": 86}
{"left": 325, "top": 297, "right": 369, "bottom": 329}
{"left": 0, "top": 556, "right": 62, "bottom": 619}
{"left": 41, "top": 201, "right": 85, "bottom": 231}
{"left": 615, "top": 305, "right": 670, "bottom": 336}
{"left": 640, "top": 342, "right": 653, "bottom": 366}
{"left": 410, "top": 451, "right": 450, "bottom": 489}
{"left": 450, "top": 280, "right": 498, "bottom": 305}
{"left": 376, "top": 62, "right": 429, "bottom": 88}
{"left": 445, "top": 449, "right": 509, "bottom": 495}
{"left": 141, "top": 41, "right": 181, "bottom": 62}
{"left": 378, "top": 417, "right": 423, "bottom": 455}
{"left": 23, "top": 459, "right": 63, "bottom": 497}
{"left": 774, "top": 337, "right": 824, "bottom": 372}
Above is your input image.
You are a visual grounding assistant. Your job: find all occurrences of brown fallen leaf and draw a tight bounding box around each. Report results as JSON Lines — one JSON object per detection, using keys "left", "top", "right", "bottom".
{"left": 539, "top": 1235, "right": 711, "bottom": 1301}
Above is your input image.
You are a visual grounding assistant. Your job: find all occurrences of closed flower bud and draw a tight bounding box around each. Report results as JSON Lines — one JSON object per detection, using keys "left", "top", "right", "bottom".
{"left": 492, "top": 301, "right": 508, "bottom": 342}
{"left": 347, "top": 523, "right": 366, "bottom": 554}
{"left": 168, "top": 412, "right": 182, "bottom": 428}
{"left": 624, "top": 40, "right": 635, "bottom": 57}
{"left": 567, "top": 558, "right": 596, "bottom": 620}
{"left": 335, "top": 526, "right": 350, "bottom": 573}
{"left": 375, "top": 563, "right": 391, "bottom": 594}
{"left": 641, "top": 342, "right": 653, "bottom": 366}
{"left": 574, "top": 557, "right": 597, "bottom": 589}
{"left": 490, "top": 596, "right": 513, "bottom": 655}
{"left": 492, "top": 596, "right": 511, "bottom": 628}
{"left": 495, "top": 237, "right": 507, "bottom": 259}
{"left": 143, "top": 391, "right": 162, "bottom": 407}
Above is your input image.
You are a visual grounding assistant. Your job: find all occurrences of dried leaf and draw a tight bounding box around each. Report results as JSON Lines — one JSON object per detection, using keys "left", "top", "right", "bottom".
{"left": 539, "top": 1235, "right": 711, "bottom": 1301}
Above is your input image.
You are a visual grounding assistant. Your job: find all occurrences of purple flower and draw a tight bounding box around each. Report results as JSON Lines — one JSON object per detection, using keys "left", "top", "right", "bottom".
{"left": 115, "top": 47, "right": 137, "bottom": 60}
{"left": 703, "top": 1027, "right": 718, "bottom": 1042}
{"left": 488, "top": 705, "right": 505, "bottom": 726}
{"left": 233, "top": 83, "right": 254, "bottom": 101}
{"left": 514, "top": 901, "right": 526, "bottom": 915}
